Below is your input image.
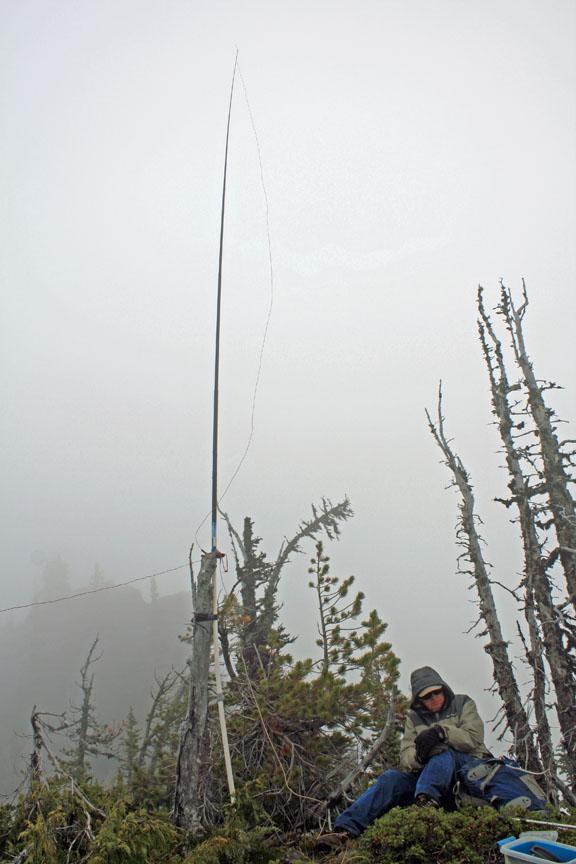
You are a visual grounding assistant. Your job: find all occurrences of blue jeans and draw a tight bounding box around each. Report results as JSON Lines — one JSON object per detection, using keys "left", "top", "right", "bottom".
{"left": 333, "top": 750, "right": 547, "bottom": 837}
{"left": 334, "top": 749, "right": 473, "bottom": 837}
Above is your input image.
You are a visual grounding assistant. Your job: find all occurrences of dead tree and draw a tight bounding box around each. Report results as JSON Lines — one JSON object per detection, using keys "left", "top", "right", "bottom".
{"left": 426, "top": 386, "right": 543, "bottom": 774}
{"left": 498, "top": 283, "right": 576, "bottom": 610}
{"left": 221, "top": 497, "right": 353, "bottom": 678}
{"left": 173, "top": 552, "right": 215, "bottom": 833}
{"left": 228, "top": 515, "right": 275, "bottom": 677}
{"left": 30, "top": 706, "right": 43, "bottom": 788}
{"left": 29, "top": 708, "right": 106, "bottom": 817}
{"left": 515, "top": 617, "right": 557, "bottom": 802}
{"left": 46, "top": 636, "right": 120, "bottom": 778}
{"left": 478, "top": 287, "right": 576, "bottom": 788}
{"left": 74, "top": 638, "right": 98, "bottom": 775}
{"left": 138, "top": 669, "right": 180, "bottom": 768}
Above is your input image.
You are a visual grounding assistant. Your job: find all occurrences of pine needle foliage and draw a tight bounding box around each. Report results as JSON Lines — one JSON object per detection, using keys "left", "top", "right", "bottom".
{"left": 121, "top": 706, "right": 140, "bottom": 787}
{"left": 358, "top": 806, "right": 542, "bottom": 864}
{"left": 309, "top": 541, "right": 364, "bottom": 677}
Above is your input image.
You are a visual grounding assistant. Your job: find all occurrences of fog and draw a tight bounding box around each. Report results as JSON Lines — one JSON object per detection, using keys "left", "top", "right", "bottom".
{"left": 1, "top": 0, "right": 575, "bottom": 788}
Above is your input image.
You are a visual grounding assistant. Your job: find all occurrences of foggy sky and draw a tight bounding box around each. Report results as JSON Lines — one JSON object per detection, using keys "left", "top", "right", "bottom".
{"left": 1, "top": 0, "right": 575, "bottom": 760}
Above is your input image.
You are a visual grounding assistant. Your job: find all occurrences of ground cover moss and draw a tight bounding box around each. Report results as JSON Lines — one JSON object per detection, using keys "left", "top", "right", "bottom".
{"left": 358, "top": 806, "right": 521, "bottom": 864}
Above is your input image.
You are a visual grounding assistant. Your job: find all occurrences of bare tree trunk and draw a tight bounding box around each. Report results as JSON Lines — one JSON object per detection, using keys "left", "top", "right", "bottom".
{"left": 266, "top": 498, "right": 353, "bottom": 624}
{"left": 28, "top": 709, "right": 105, "bottom": 817}
{"left": 138, "top": 670, "right": 179, "bottom": 767}
{"left": 75, "top": 638, "right": 99, "bottom": 776}
{"left": 239, "top": 517, "right": 264, "bottom": 677}
{"left": 499, "top": 283, "right": 576, "bottom": 610}
{"left": 30, "top": 707, "right": 43, "bottom": 788}
{"left": 427, "top": 386, "right": 543, "bottom": 774}
{"left": 478, "top": 289, "right": 576, "bottom": 785}
{"left": 516, "top": 613, "right": 557, "bottom": 801}
{"left": 173, "top": 553, "right": 215, "bottom": 833}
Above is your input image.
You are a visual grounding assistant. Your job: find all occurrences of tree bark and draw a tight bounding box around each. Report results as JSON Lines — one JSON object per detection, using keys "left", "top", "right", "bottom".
{"left": 75, "top": 638, "right": 99, "bottom": 776}
{"left": 239, "top": 517, "right": 263, "bottom": 676}
{"left": 138, "top": 670, "right": 178, "bottom": 767}
{"left": 478, "top": 289, "right": 576, "bottom": 784}
{"left": 427, "top": 387, "right": 543, "bottom": 774}
{"left": 499, "top": 284, "right": 576, "bottom": 610}
{"left": 173, "top": 553, "right": 215, "bottom": 833}
{"left": 30, "top": 707, "right": 42, "bottom": 788}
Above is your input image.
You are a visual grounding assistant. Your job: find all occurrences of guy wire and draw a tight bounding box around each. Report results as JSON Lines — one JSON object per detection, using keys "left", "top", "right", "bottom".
{"left": 0, "top": 563, "right": 193, "bottom": 615}
{"left": 218, "top": 60, "right": 275, "bottom": 501}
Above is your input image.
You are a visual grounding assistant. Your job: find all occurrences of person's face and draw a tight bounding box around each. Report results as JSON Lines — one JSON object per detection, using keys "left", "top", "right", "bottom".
{"left": 421, "top": 688, "right": 445, "bottom": 713}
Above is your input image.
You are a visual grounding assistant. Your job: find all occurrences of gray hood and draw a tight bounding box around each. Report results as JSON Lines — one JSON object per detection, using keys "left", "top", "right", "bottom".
{"left": 409, "top": 666, "right": 454, "bottom": 710}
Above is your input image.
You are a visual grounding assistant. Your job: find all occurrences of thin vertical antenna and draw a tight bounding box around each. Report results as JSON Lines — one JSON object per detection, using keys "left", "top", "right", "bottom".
{"left": 211, "top": 51, "right": 238, "bottom": 802}
{"left": 212, "top": 51, "right": 238, "bottom": 554}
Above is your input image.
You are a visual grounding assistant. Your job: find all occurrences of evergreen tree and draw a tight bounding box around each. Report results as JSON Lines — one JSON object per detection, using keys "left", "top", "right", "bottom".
{"left": 308, "top": 543, "right": 402, "bottom": 768}
{"left": 121, "top": 706, "right": 140, "bottom": 788}
{"left": 309, "top": 541, "right": 363, "bottom": 676}
{"left": 34, "top": 556, "right": 71, "bottom": 602}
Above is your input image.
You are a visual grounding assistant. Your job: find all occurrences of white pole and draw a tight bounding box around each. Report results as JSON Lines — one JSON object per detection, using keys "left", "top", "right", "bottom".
{"left": 212, "top": 558, "right": 236, "bottom": 800}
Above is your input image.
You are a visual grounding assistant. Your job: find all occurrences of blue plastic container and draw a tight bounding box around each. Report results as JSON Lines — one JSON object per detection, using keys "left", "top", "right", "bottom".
{"left": 498, "top": 835, "right": 576, "bottom": 864}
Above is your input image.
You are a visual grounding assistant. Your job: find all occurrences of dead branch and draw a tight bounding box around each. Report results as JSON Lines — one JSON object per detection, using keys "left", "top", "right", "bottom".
{"left": 29, "top": 709, "right": 105, "bottom": 817}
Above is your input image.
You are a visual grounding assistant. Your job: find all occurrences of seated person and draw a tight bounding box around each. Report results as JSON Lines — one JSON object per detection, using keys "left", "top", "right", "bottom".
{"left": 317, "top": 666, "right": 547, "bottom": 849}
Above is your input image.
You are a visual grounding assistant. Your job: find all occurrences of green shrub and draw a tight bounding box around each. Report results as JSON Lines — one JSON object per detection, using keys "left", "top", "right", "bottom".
{"left": 181, "top": 826, "right": 280, "bottom": 864}
{"left": 3, "top": 778, "right": 181, "bottom": 864}
{"left": 180, "top": 783, "right": 281, "bottom": 864}
{"left": 88, "top": 800, "right": 180, "bottom": 863}
{"left": 359, "top": 806, "right": 519, "bottom": 864}
{"left": 0, "top": 801, "right": 17, "bottom": 858}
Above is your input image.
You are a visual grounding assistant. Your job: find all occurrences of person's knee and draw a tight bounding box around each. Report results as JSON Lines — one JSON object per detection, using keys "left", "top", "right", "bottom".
{"left": 380, "top": 768, "right": 406, "bottom": 781}
{"left": 377, "top": 769, "right": 411, "bottom": 787}
{"left": 422, "top": 749, "right": 456, "bottom": 774}
{"left": 428, "top": 748, "right": 454, "bottom": 764}
{"left": 378, "top": 769, "right": 416, "bottom": 794}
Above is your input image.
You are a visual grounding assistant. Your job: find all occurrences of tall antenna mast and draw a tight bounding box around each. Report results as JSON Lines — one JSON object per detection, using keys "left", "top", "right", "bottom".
{"left": 210, "top": 51, "right": 238, "bottom": 802}
{"left": 212, "top": 52, "right": 238, "bottom": 552}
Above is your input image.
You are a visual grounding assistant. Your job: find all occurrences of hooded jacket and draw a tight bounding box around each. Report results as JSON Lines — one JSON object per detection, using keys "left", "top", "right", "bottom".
{"left": 399, "top": 666, "right": 491, "bottom": 772}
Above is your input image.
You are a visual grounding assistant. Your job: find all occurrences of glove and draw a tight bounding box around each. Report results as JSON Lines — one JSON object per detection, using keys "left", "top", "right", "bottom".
{"left": 415, "top": 725, "right": 447, "bottom": 764}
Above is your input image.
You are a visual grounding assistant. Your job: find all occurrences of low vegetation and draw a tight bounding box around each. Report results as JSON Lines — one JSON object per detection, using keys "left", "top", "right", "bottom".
{"left": 2, "top": 777, "right": 575, "bottom": 864}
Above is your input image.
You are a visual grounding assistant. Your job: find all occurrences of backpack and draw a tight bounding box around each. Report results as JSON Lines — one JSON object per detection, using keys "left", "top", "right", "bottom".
{"left": 453, "top": 757, "right": 548, "bottom": 813}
